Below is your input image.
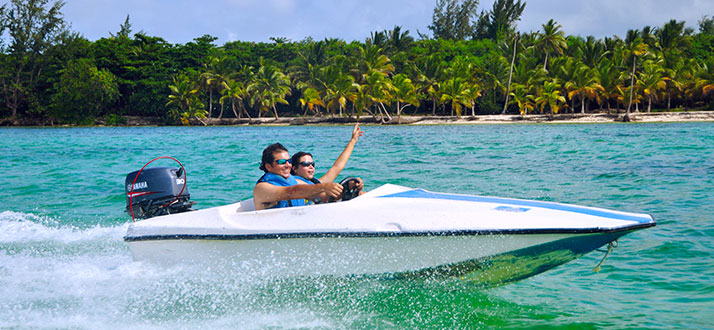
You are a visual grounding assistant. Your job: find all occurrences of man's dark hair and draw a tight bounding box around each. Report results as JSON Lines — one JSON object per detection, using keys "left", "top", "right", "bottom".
{"left": 290, "top": 151, "right": 313, "bottom": 174}
{"left": 260, "top": 143, "right": 288, "bottom": 172}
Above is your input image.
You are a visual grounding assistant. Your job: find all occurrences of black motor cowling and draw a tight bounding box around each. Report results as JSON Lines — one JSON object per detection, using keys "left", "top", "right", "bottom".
{"left": 125, "top": 166, "right": 193, "bottom": 219}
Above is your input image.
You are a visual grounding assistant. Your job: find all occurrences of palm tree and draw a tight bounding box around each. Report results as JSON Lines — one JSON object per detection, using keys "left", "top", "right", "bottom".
{"left": 220, "top": 79, "right": 251, "bottom": 119}
{"left": 512, "top": 54, "right": 545, "bottom": 93}
{"left": 386, "top": 25, "right": 414, "bottom": 55}
{"left": 352, "top": 84, "right": 374, "bottom": 120}
{"left": 579, "top": 36, "right": 608, "bottom": 68}
{"left": 212, "top": 56, "right": 235, "bottom": 119}
{"left": 622, "top": 29, "right": 648, "bottom": 120}
{"left": 478, "top": 55, "right": 509, "bottom": 113}
{"left": 362, "top": 70, "right": 394, "bottom": 122}
{"left": 366, "top": 30, "right": 388, "bottom": 49}
{"left": 248, "top": 59, "right": 291, "bottom": 119}
{"left": 698, "top": 58, "right": 714, "bottom": 96}
{"left": 167, "top": 74, "right": 207, "bottom": 125}
{"left": 552, "top": 56, "right": 580, "bottom": 113}
{"left": 356, "top": 45, "right": 395, "bottom": 77}
{"left": 464, "top": 82, "right": 483, "bottom": 116}
{"left": 565, "top": 63, "right": 603, "bottom": 113}
{"left": 534, "top": 79, "right": 566, "bottom": 116}
{"left": 409, "top": 54, "right": 444, "bottom": 115}
{"left": 323, "top": 66, "right": 358, "bottom": 117}
{"left": 502, "top": 32, "right": 519, "bottom": 114}
{"left": 290, "top": 40, "right": 327, "bottom": 91}
{"left": 298, "top": 87, "right": 325, "bottom": 116}
{"left": 391, "top": 73, "right": 420, "bottom": 122}
{"left": 616, "top": 85, "right": 642, "bottom": 112}
{"left": 656, "top": 20, "right": 692, "bottom": 55}
{"left": 662, "top": 57, "right": 685, "bottom": 110}
{"left": 199, "top": 56, "right": 231, "bottom": 118}
{"left": 638, "top": 60, "right": 666, "bottom": 112}
{"left": 595, "top": 58, "right": 621, "bottom": 113}
{"left": 508, "top": 83, "right": 535, "bottom": 115}
{"left": 535, "top": 19, "right": 567, "bottom": 72}
{"left": 440, "top": 77, "right": 470, "bottom": 117}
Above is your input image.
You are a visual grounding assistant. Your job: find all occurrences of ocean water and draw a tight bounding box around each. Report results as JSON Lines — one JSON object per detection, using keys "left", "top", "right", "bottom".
{"left": 1, "top": 123, "right": 712, "bottom": 329}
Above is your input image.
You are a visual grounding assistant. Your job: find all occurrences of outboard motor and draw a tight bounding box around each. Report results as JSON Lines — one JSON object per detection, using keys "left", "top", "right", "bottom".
{"left": 125, "top": 166, "right": 193, "bottom": 219}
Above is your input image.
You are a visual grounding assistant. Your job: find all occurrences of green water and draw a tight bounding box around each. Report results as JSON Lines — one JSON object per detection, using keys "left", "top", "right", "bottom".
{"left": 1, "top": 123, "right": 712, "bottom": 329}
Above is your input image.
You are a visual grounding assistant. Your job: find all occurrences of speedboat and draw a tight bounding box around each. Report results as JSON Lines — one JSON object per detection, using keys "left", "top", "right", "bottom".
{"left": 124, "top": 168, "right": 655, "bottom": 287}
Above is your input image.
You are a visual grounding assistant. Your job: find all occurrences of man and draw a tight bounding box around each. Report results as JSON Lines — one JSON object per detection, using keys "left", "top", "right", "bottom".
{"left": 253, "top": 143, "right": 342, "bottom": 210}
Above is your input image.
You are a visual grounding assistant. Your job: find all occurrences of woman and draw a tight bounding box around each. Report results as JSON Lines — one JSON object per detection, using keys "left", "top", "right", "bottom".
{"left": 291, "top": 123, "right": 365, "bottom": 202}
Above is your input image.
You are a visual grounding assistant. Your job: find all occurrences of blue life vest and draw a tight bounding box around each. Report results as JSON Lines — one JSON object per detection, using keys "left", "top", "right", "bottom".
{"left": 295, "top": 176, "right": 321, "bottom": 185}
{"left": 257, "top": 173, "right": 307, "bottom": 209}
{"left": 295, "top": 176, "right": 322, "bottom": 204}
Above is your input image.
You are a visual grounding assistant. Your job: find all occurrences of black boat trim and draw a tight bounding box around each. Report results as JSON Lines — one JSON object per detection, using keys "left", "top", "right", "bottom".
{"left": 123, "top": 222, "right": 655, "bottom": 242}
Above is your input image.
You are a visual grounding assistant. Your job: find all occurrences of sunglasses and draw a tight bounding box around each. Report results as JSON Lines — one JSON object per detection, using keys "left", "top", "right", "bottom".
{"left": 274, "top": 158, "right": 292, "bottom": 165}
{"left": 298, "top": 161, "right": 315, "bottom": 167}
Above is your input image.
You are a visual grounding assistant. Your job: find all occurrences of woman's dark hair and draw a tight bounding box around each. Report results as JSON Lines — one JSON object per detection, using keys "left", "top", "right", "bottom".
{"left": 260, "top": 143, "right": 288, "bottom": 172}
{"left": 290, "top": 151, "right": 313, "bottom": 174}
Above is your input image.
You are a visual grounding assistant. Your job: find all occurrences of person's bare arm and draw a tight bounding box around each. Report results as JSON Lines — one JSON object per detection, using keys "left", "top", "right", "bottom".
{"left": 320, "top": 123, "right": 364, "bottom": 183}
{"left": 253, "top": 181, "right": 342, "bottom": 210}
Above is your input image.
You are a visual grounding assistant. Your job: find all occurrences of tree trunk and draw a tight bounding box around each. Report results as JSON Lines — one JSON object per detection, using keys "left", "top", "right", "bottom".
{"left": 397, "top": 101, "right": 401, "bottom": 124}
{"left": 241, "top": 101, "right": 251, "bottom": 119}
{"left": 232, "top": 100, "right": 239, "bottom": 118}
{"left": 667, "top": 91, "right": 671, "bottom": 110}
{"left": 208, "top": 90, "right": 213, "bottom": 118}
{"left": 431, "top": 98, "right": 437, "bottom": 115}
{"left": 626, "top": 57, "right": 636, "bottom": 121}
{"left": 379, "top": 102, "right": 392, "bottom": 121}
{"left": 272, "top": 105, "right": 279, "bottom": 119}
{"left": 218, "top": 102, "right": 225, "bottom": 119}
{"left": 5, "top": 70, "right": 23, "bottom": 118}
{"left": 503, "top": 35, "right": 518, "bottom": 115}
{"left": 373, "top": 105, "right": 384, "bottom": 123}
{"left": 647, "top": 95, "right": 652, "bottom": 112}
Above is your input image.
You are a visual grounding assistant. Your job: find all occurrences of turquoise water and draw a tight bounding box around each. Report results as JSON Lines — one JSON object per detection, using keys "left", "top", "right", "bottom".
{"left": 1, "top": 123, "right": 712, "bottom": 329}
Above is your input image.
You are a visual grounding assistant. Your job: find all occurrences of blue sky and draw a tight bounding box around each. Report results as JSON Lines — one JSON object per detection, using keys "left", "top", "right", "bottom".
{"left": 56, "top": 0, "right": 714, "bottom": 44}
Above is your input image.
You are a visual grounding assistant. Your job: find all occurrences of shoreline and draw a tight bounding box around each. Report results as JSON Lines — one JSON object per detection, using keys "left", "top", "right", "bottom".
{"left": 171, "top": 111, "right": 714, "bottom": 126}
{"left": 2, "top": 111, "right": 714, "bottom": 127}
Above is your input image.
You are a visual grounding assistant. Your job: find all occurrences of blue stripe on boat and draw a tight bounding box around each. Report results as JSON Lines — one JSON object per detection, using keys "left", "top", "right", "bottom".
{"left": 379, "top": 189, "right": 653, "bottom": 223}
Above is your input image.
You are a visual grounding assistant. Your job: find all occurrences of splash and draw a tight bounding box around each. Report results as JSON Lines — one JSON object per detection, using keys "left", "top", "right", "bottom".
{"left": 0, "top": 211, "right": 127, "bottom": 244}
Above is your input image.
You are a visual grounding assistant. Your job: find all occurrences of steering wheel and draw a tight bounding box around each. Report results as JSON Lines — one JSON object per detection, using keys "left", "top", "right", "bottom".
{"left": 339, "top": 176, "right": 361, "bottom": 201}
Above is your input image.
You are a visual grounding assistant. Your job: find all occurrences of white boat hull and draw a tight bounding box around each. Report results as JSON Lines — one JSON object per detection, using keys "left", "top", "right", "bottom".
{"left": 125, "top": 184, "right": 655, "bottom": 286}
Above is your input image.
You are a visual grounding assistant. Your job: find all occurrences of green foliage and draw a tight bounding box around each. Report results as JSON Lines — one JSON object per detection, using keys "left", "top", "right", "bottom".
{"left": 103, "top": 113, "right": 127, "bottom": 126}
{"left": 2, "top": 0, "right": 714, "bottom": 124}
{"left": 49, "top": 58, "right": 119, "bottom": 123}
{"left": 692, "top": 34, "right": 714, "bottom": 62}
{"left": 700, "top": 16, "right": 714, "bottom": 35}
{"left": 429, "top": 0, "right": 480, "bottom": 40}
{"left": 0, "top": 0, "right": 67, "bottom": 118}
{"left": 166, "top": 73, "right": 206, "bottom": 125}
{"left": 475, "top": 0, "right": 526, "bottom": 41}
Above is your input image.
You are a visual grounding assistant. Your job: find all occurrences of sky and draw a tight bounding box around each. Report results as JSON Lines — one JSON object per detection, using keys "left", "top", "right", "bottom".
{"left": 51, "top": 0, "right": 714, "bottom": 45}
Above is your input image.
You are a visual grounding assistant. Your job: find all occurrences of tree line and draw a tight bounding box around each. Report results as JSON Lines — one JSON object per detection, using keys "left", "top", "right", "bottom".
{"left": 1, "top": 0, "right": 713, "bottom": 125}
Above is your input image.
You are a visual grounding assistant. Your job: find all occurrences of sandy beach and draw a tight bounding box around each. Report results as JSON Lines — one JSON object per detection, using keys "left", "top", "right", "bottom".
{"left": 184, "top": 111, "right": 714, "bottom": 126}
{"left": 4, "top": 111, "right": 713, "bottom": 127}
